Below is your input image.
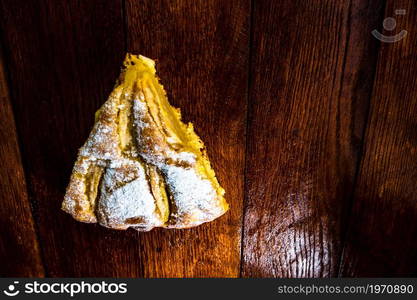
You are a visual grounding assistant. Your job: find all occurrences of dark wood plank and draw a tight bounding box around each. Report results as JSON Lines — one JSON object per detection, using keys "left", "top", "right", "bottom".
{"left": 340, "top": 0, "right": 417, "bottom": 276}
{"left": 125, "top": 0, "right": 250, "bottom": 277}
{"left": 0, "top": 0, "right": 137, "bottom": 276}
{"left": 0, "top": 47, "right": 45, "bottom": 277}
{"left": 242, "top": 0, "right": 384, "bottom": 277}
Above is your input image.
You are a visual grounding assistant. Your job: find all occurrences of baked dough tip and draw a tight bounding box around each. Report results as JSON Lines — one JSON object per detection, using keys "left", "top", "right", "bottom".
{"left": 62, "top": 53, "right": 228, "bottom": 231}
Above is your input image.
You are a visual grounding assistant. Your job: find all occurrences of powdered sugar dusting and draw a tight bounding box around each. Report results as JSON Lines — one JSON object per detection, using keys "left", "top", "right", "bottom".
{"left": 97, "top": 163, "right": 163, "bottom": 230}
{"left": 79, "top": 88, "right": 122, "bottom": 160}
{"left": 132, "top": 86, "right": 227, "bottom": 227}
{"left": 63, "top": 54, "right": 227, "bottom": 231}
{"left": 162, "top": 165, "right": 224, "bottom": 227}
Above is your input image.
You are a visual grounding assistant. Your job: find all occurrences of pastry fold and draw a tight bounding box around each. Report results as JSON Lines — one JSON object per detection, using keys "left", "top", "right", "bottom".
{"left": 62, "top": 54, "right": 228, "bottom": 231}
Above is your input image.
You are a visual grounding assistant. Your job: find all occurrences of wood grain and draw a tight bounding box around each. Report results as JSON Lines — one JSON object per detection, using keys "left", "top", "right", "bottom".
{"left": 242, "top": 0, "right": 384, "bottom": 277}
{"left": 0, "top": 47, "right": 44, "bottom": 277}
{"left": 0, "top": 0, "right": 131, "bottom": 276}
{"left": 340, "top": 0, "right": 417, "bottom": 276}
{"left": 1, "top": 0, "right": 249, "bottom": 277}
{"left": 2, "top": 0, "right": 417, "bottom": 278}
{"left": 125, "top": 0, "right": 250, "bottom": 277}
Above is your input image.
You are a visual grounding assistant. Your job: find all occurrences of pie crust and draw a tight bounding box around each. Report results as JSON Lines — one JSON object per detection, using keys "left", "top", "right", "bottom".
{"left": 62, "top": 54, "right": 228, "bottom": 231}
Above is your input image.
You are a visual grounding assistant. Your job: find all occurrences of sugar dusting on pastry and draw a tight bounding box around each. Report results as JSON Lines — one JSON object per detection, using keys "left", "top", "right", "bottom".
{"left": 62, "top": 54, "right": 228, "bottom": 231}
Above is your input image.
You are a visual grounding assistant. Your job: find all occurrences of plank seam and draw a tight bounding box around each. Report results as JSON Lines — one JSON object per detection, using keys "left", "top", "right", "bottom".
{"left": 0, "top": 30, "right": 47, "bottom": 277}
{"left": 239, "top": 0, "right": 255, "bottom": 278}
{"left": 336, "top": 0, "right": 389, "bottom": 277}
{"left": 331, "top": 0, "right": 353, "bottom": 277}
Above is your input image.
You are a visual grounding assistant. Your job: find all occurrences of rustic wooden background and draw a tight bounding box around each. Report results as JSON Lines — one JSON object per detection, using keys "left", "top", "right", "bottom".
{"left": 0, "top": 0, "right": 416, "bottom": 277}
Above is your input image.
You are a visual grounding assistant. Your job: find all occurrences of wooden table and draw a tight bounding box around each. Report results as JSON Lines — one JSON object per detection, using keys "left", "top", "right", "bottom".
{"left": 1, "top": 0, "right": 416, "bottom": 277}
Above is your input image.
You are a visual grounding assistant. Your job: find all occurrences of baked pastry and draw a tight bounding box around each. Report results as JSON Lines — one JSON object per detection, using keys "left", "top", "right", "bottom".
{"left": 62, "top": 54, "right": 228, "bottom": 231}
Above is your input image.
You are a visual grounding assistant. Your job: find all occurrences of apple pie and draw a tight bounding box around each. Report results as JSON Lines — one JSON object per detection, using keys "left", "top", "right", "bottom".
{"left": 62, "top": 54, "right": 228, "bottom": 231}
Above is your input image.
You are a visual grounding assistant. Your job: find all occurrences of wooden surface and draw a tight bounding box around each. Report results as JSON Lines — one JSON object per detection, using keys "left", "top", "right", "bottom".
{"left": 0, "top": 46, "right": 44, "bottom": 277}
{"left": 242, "top": 0, "right": 384, "bottom": 277}
{"left": 0, "top": 0, "right": 416, "bottom": 277}
{"left": 340, "top": 0, "right": 417, "bottom": 277}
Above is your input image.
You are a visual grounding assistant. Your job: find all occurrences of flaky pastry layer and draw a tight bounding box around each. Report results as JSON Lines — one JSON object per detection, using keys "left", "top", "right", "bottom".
{"left": 62, "top": 54, "right": 228, "bottom": 231}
